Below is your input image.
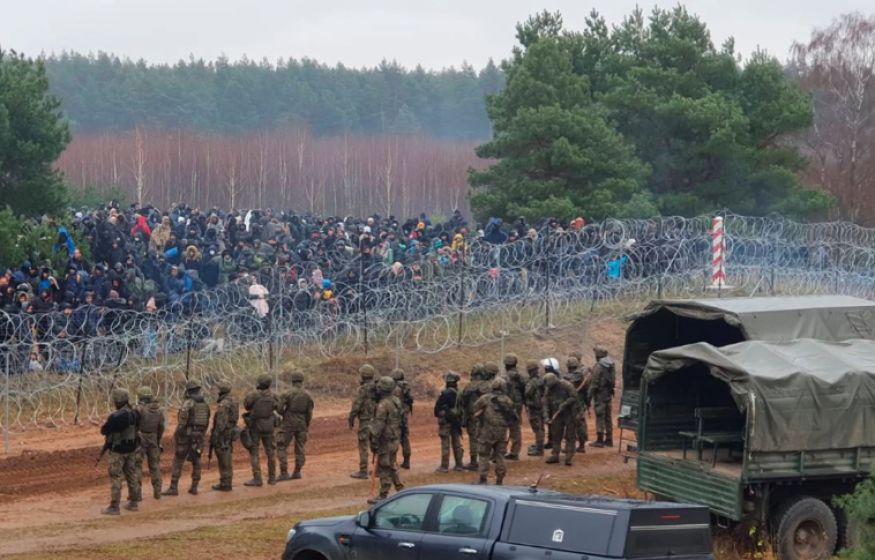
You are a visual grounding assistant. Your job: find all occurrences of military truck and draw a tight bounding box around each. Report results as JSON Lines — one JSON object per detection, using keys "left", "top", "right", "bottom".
{"left": 635, "top": 338, "right": 875, "bottom": 560}
{"left": 618, "top": 295, "right": 875, "bottom": 436}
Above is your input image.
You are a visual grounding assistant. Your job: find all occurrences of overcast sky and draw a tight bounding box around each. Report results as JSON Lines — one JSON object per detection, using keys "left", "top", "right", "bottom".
{"left": 2, "top": 0, "right": 870, "bottom": 69}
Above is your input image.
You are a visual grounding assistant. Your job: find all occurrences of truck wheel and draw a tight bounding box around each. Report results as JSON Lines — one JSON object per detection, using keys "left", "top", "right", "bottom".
{"left": 774, "top": 496, "right": 837, "bottom": 560}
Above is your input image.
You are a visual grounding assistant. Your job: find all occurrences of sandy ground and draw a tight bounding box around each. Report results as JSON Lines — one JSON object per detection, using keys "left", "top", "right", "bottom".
{"left": 0, "top": 319, "right": 638, "bottom": 558}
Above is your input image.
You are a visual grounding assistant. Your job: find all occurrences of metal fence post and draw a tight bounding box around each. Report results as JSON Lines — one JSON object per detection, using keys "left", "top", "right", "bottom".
{"left": 4, "top": 352, "right": 10, "bottom": 456}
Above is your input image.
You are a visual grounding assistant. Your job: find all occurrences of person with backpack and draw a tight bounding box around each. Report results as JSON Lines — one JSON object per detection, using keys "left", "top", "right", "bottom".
{"left": 276, "top": 370, "right": 314, "bottom": 481}
{"left": 134, "top": 386, "right": 165, "bottom": 499}
{"left": 243, "top": 374, "right": 279, "bottom": 486}
{"left": 162, "top": 381, "right": 210, "bottom": 496}
{"left": 100, "top": 388, "right": 142, "bottom": 514}
{"left": 433, "top": 371, "right": 465, "bottom": 473}
{"left": 473, "top": 378, "right": 519, "bottom": 485}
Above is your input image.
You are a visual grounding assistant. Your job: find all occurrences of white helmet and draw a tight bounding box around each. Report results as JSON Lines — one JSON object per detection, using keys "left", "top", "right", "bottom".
{"left": 541, "top": 357, "right": 560, "bottom": 373}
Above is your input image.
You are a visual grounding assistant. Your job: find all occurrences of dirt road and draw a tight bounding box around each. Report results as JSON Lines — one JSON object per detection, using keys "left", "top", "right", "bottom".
{"left": 0, "top": 403, "right": 633, "bottom": 557}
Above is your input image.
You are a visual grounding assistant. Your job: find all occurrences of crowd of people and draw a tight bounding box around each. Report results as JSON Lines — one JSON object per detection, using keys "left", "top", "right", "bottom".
{"left": 100, "top": 345, "right": 614, "bottom": 513}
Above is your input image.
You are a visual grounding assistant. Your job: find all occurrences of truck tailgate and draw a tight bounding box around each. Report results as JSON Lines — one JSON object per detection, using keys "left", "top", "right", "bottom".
{"left": 638, "top": 453, "right": 742, "bottom": 520}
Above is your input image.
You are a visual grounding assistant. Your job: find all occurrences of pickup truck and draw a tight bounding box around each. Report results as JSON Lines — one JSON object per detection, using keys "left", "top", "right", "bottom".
{"left": 282, "top": 484, "right": 713, "bottom": 560}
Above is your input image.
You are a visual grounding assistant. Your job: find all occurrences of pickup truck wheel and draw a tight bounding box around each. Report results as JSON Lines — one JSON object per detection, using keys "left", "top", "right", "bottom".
{"left": 774, "top": 496, "right": 837, "bottom": 560}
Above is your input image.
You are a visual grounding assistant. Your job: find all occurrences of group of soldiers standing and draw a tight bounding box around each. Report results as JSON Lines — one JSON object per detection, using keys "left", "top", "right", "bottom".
{"left": 429, "top": 346, "right": 616, "bottom": 486}
{"left": 97, "top": 344, "right": 614, "bottom": 513}
{"left": 98, "top": 371, "right": 314, "bottom": 514}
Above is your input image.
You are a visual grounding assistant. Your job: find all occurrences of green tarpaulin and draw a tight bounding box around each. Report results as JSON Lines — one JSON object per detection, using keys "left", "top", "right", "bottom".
{"left": 643, "top": 338, "right": 875, "bottom": 453}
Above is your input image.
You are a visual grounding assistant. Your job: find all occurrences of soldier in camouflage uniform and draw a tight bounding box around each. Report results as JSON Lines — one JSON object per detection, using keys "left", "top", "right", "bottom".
{"left": 588, "top": 345, "right": 616, "bottom": 448}
{"left": 391, "top": 369, "right": 414, "bottom": 469}
{"left": 100, "top": 388, "right": 142, "bottom": 514}
{"left": 543, "top": 372, "right": 579, "bottom": 466}
{"left": 134, "top": 386, "right": 165, "bottom": 499}
{"left": 433, "top": 371, "right": 465, "bottom": 472}
{"left": 243, "top": 374, "right": 278, "bottom": 486}
{"left": 566, "top": 356, "right": 590, "bottom": 452}
{"left": 349, "top": 364, "right": 378, "bottom": 479}
{"left": 368, "top": 376, "right": 404, "bottom": 504}
{"left": 502, "top": 354, "right": 528, "bottom": 460}
{"left": 473, "top": 378, "right": 518, "bottom": 485}
{"left": 524, "top": 360, "right": 546, "bottom": 456}
{"left": 541, "top": 358, "right": 561, "bottom": 450}
{"left": 163, "top": 380, "right": 211, "bottom": 496}
{"left": 277, "top": 370, "right": 314, "bottom": 481}
{"left": 461, "top": 364, "right": 486, "bottom": 470}
{"left": 210, "top": 381, "right": 238, "bottom": 491}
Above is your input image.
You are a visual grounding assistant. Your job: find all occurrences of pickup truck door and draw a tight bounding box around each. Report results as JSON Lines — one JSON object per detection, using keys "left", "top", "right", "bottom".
{"left": 418, "top": 494, "right": 492, "bottom": 560}
{"left": 352, "top": 492, "right": 435, "bottom": 560}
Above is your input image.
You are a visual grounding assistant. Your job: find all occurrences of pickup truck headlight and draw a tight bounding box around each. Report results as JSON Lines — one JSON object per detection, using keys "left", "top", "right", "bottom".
{"left": 286, "top": 529, "right": 297, "bottom": 543}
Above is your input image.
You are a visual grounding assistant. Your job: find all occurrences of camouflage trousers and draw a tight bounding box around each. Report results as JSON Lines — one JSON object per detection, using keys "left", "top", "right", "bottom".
{"left": 594, "top": 397, "right": 612, "bottom": 438}
{"left": 400, "top": 414, "right": 411, "bottom": 463}
{"left": 249, "top": 429, "right": 276, "bottom": 482}
{"left": 438, "top": 420, "right": 464, "bottom": 469}
{"left": 466, "top": 421, "right": 480, "bottom": 464}
{"left": 356, "top": 423, "right": 370, "bottom": 472}
{"left": 478, "top": 431, "right": 508, "bottom": 482}
{"left": 277, "top": 428, "right": 308, "bottom": 474}
{"left": 527, "top": 407, "right": 544, "bottom": 449}
{"left": 170, "top": 432, "right": 204, "bottom": 488}
{"left": 135, "top": 438, "right": 162, "bottom": 496}
{"left": 577, "top": 409, "right": 589, "bottom": 445}
{"left": 375, "top": 440, "right": 403, "bottom": 497}
{"left": 549, "top": 415, "right": 576, "bottom": 463}
{"left": 109, "top": 450, "right": 141, "bottom": 506}
{"left": 216, "top": 442, "right": 234, "bottom": 488}
{"left": 508, "top": 405, "right": 523, "bottom": 456}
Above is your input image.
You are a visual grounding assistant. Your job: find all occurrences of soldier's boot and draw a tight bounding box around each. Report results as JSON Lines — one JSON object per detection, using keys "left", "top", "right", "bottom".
{"left": 435, "top": 465, "right": 449, "bottom": 474}
{"left": 590, "top": 433, "right": 605, "bottom": 448}
{"left": 400, "top": 454, "right": 411, "bottom": 469}
{"left": 188, "top": 482, "right": 199, "bottom": 495}
{"left": 527, "top": 445, "right": 544, "bottom": 456}
{"left": 291, "top": 469, "right": 302, "bottom": 480}
{"left": 243, "top": 478, "right": 263, "bottom": 487}
{"left": 576, "top": 442, "right": 587, "bottom": 453}
{"left": 212, "top": 483, "right": 232, "bottom": 491}
{"left": 161, "top": 482, "right": 179, "bottom": 496}
{"left": 477, "top": 475, "right": 488, "bottom": 485}
{"left": 543, "top": 441, "right": 553, "bottom": 450}
{"left": 564, "top": 458, "right": 573, "bottom": 466}
{"left": 504, "top": 453, "right": 519, "bottom": 460}
{"left": 495, "top": 474, "right": 505, "bottom": 486}
{"left": 464, "top": 461, "right": 479, "bottom": 471}
{"left": 278, "top": 471, "right": 293, "bottom": 482}
{"left": 153, "top": 484, "right": 162, "bottom": 500}
{"left": 101, "top": 503, "right": 121, "bottom": 515}
{"left": 453, "top": 465, "right": 465, "bottom": 472}
{"left": 124, "top": 500, "right": 138, "bottom": 511}
{"left": 268, "top": 476, "right": 277, "bottom": 486}
{"left": 349, "top": 470, "right": 368, "bottom": 479}
{"left": 604, "top": 436, "right": 614, "bottom": 448}
{"left": 545, "top": 455, "right": 560, "bottom": 464}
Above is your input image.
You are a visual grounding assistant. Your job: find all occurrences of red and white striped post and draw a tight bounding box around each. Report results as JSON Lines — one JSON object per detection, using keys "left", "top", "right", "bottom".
{"left": 710, "top": 216, "right": 727, "bottom": 290}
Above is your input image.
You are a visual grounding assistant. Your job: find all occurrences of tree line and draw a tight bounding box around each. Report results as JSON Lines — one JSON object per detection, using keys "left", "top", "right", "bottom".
{"left": 43, "top": 52, "right": 503, "bottom": 139}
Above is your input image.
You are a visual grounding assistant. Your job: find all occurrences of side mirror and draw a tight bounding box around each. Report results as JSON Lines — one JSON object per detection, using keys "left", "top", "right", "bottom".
{"left": 356, "top": 511, "right": 371, "bottom": 528}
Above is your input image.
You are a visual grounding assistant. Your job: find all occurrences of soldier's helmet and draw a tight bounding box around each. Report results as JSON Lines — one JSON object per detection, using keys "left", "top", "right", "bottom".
{"left": 570, "top": 350, "right": 584, "bottom": 362}
{"left": 136, "top": 386, "right": 153, "bottom": 401}
{"left": 593, "top": 345, "right": 608, "bottom": 359}
{"left": 566, "top": 356, "right": 580, "bottom": 369}
{"left": 543, "top": 372, "right": 559, "bottom": 387}
{"left": 503, "top": 353, "right": 518, "bottom": 367}
{"left": 216, "top": 381, "right": 233, "bottom": 394}
{"left": 391, "top": 368, "right": 405, "bottom": 381}
{"left": 471, "top": 363, "right": 484, "bottom": 379}
{"left": 541, "top": 357, "right": 560, "bottom": 373}
{"left": 111, "top": 388, "right": 129, "bottom": 405}
{"left": 185, "top": 380, "right": 201, "bottom": 392}
{"left": 290, "top": 370, "right": 305, "bottom": 383}
{"left": 483, "top": 362, "right": 500, "bottom": 379}
{"left": 256, "top": 374, "right": 272, "bottom": 389}
{"left": 359, "top": 364, "right": 376, "bottom": 380}
{"left": 444, "top": 371, "right": 460, "bottom": 384}
{"left": 526, "top": 360, "right": 540, "bottom": 374}
{"left": 377, "top": 376, "right": 396, "bottom": 394}
{"left": 491, "top": 378, "right": 507, "bottom": 393}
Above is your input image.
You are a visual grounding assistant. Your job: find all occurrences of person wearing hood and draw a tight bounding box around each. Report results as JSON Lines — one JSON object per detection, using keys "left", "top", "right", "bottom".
{"left": 53, "top": 226, "right": 76, "bottom": 258}
{"left": 588, "top": 345, "right": 615, "bottom": 448}
{"left": 484, "top": 218, "right": 508, "bottom": 244}
{"left": 131, "top": 214, "right": 152, "bottom": 240}
{"left": 150, "top": 216, "right": 173, "bottom": 252}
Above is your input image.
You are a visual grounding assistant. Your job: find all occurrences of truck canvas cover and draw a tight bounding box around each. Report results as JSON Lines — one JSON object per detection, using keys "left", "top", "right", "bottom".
{"left": 631, "top": 295, "right": 875, "bottom": 342}
{"left": 643, "top": 338, "right": 875, "bottom": 453}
